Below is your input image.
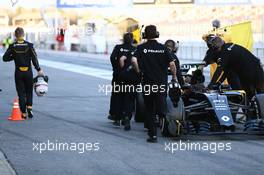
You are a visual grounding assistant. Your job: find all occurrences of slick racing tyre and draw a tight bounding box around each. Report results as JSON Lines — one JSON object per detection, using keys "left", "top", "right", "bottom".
{"left": 253, "top": 94, "right": 264, "bottom": 119}
{"left": 135, "top": 92, "right": 146, "bottom": 123}
{"left": 162, "top": 97, "right": 185, "bottom": 137}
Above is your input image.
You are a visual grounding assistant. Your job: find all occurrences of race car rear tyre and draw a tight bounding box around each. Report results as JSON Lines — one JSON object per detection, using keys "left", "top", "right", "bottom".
{"left": 135, "top": 92, "right": 146, "bottom": 123}
{"left": 162, "top": 98, "right": 185, "bottom": 137}
{"left": 254, "top": 94, "right": 264, "bottom": 119}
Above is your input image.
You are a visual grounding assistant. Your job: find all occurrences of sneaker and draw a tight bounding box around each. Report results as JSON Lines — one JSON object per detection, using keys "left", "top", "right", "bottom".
{"left": 147, "top": 136, "right": 157, "bottom": 143}
{"left": 121, "top": 119, "right": 125, "bottom": 126}
{"left": 124, "top": 124, "right": 131, "bottom": 131}
{"left": 27, "top": 109, "right": 33, "bottom": 118}
{"left": 113, "top": 120, "right": 120, "bottom": 126}
{"left": 108, "top": 114, "right": 115, "bottom": 121}
{"left": 22, "top": 113, "right": 27, "bottom": 120}
{"left": 124, "top": 117, "right": 131, "bottom": 131}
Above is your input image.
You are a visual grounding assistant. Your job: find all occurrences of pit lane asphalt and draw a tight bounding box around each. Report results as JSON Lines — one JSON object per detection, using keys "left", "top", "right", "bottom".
{"left": 0, "top": 51, "right": 263, "bottom": 175}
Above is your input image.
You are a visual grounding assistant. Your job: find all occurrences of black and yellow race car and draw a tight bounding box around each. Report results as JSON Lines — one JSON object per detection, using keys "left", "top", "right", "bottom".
{"left": 135, "top": 63, "right": 264, "bottom": 137}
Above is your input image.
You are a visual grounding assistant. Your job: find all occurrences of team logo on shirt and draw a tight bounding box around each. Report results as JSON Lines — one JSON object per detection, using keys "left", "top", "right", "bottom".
{"left": 143, "top": 49, "right": 164, "bottom": 54}
{"left": 120, "top": 48, "right": 129, "bottom": 52}
{"left": 227, "top": 44, "right": 235, "bottom": 51}
{"left": 217, "top": 58, "right": 222, "bottom": 64}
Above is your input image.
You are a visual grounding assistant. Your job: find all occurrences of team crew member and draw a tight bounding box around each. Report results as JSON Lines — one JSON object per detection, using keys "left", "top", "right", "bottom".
{"left": 117, "top": 33, "right": 138, "bottom": 130}
{"left": 108, "top": 42, "right": 120, "bottom": 121}
{"left": 3, "top": 27, "right": 43, "bottom": 119}
{"left": 132, "top": 25, "right": 177, "bottom": 143}
{"left": 164, "top": 39, "right": 184, "bottom": 87}
{"left": 109, "top": 33, "right": 137, "bottom": 126}
{"left": 204, "top": 36, "right": 264, "bottom": 99}
{"left": 203, "top": 35, "right": 241, "bottom": 90}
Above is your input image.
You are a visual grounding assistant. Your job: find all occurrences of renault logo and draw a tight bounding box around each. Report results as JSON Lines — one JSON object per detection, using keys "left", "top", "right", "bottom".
{"left": 221, "top": 116, "right": 230, "bottom": 122}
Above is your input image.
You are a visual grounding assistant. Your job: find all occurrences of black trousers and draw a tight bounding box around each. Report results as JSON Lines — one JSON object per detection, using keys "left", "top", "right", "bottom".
{"left": 15, "top": 69, "right": 33, "bottom": 113}
{"left": 225, "top": 68, "right": 264, "bottom": 99}
{"left": 109, "top": 75, "right": 120, "bottom": 118}
{"left": 118, "top": 91, "right": 135, "bottom": 120}
{"left": 143, "top": 92, "right": 167, "bottom": 137}
{"left": 240, "top": 66, "right": 264, "bottom": 120}
{"left": 225, "top": 71, "right": 242, "bottom": 90}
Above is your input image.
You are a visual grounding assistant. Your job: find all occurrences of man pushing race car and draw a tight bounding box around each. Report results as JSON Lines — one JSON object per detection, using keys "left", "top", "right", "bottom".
{"left": 203, "top": 35, "right": 264, "bottom": 100}
{"left": 202, "top": 35, "right": 264, "bottom": 121}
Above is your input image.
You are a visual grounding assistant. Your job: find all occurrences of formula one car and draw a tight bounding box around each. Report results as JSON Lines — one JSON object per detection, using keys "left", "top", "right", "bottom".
{"left": 163, "top": 63, "right": 264, "bottom": 137}
{"left": 134, "top": 63, "right": 264, "bottom": 137}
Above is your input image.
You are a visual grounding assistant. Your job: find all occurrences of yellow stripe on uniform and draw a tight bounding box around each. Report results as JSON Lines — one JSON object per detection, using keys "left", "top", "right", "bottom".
{"left": 19, "top": 67, "right": 29, "bottom": 71}
{"left": 216, "top": 70, "right": 225, "bottom": 83}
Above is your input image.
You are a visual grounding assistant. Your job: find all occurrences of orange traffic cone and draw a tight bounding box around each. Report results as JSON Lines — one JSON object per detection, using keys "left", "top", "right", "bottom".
{"left": 8, "top": 98, "right": 24, "bottom": 121}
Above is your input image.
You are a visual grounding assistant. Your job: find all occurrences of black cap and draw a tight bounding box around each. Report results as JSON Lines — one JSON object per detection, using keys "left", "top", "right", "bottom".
{"left": 212, "top": 19, "right": 221, "bottom": 29}
{"left": 123, "top": 32, "right": 133, "bottom": 45}
{"left": 143, "top": 25, "right": 159, "bottom": 39}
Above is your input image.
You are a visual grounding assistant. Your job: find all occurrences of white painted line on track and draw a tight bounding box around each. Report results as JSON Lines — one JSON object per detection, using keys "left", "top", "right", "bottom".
{"left": 39, "top": 59, "right": 112, "bottom": 81}
{"left": 39, "top": 59, "right": 211, "bottom": 82}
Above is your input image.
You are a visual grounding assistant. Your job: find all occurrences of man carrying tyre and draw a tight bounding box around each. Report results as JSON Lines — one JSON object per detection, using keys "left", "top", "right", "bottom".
{"left": 131, "top": 25, "right": 177, "bottom": 143}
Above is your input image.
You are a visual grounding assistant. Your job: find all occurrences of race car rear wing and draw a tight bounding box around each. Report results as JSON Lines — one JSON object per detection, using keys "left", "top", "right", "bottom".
{"left": 168, "top": 62, "right": 205, "bottom": 76}
{"left": 180, "top": 63, "right": 205, "bottom": 76}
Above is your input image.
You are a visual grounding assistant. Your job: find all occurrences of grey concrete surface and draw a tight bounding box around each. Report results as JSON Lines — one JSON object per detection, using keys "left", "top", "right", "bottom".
{"left": 0, "top": 51, "right": 263, "bottom": 175}
{"left": 0, "top": 151, "right": 16, "bottom": 175}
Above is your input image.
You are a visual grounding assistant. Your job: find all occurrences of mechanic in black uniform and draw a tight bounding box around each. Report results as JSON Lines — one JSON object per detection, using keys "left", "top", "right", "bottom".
{"left": 204, "top": 36, "right": 264, "bottom": 100}
{"left": 131, "top": 25, "right": 177, "bottom": 143}
{"left": 203, "top": 35, "right": 241, "bottom": 90}
{"left": 3, "top": 27, "right": 43, "bottom": 119}
{"left": 203, "top": 34, "right": 242, "bottom": 90}
{"left": 108, "top": 42, "right": 120, "bottom": 121}
{"left": 109, "top": 33, "right": 137, "bottom": 126}
{"left": 117, "top": 33, "right": 138, "bottom": 130}
{"left": 164, "top": 39, "right": 184, "bottom": 87}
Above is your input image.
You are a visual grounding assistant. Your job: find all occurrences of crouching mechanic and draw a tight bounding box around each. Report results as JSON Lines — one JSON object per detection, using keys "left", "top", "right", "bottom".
{"left": 131, "top": 25, "right": 177, "bottom": 143}
{"left": 3, "top": 27, "right": 43, "bottom": 119}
